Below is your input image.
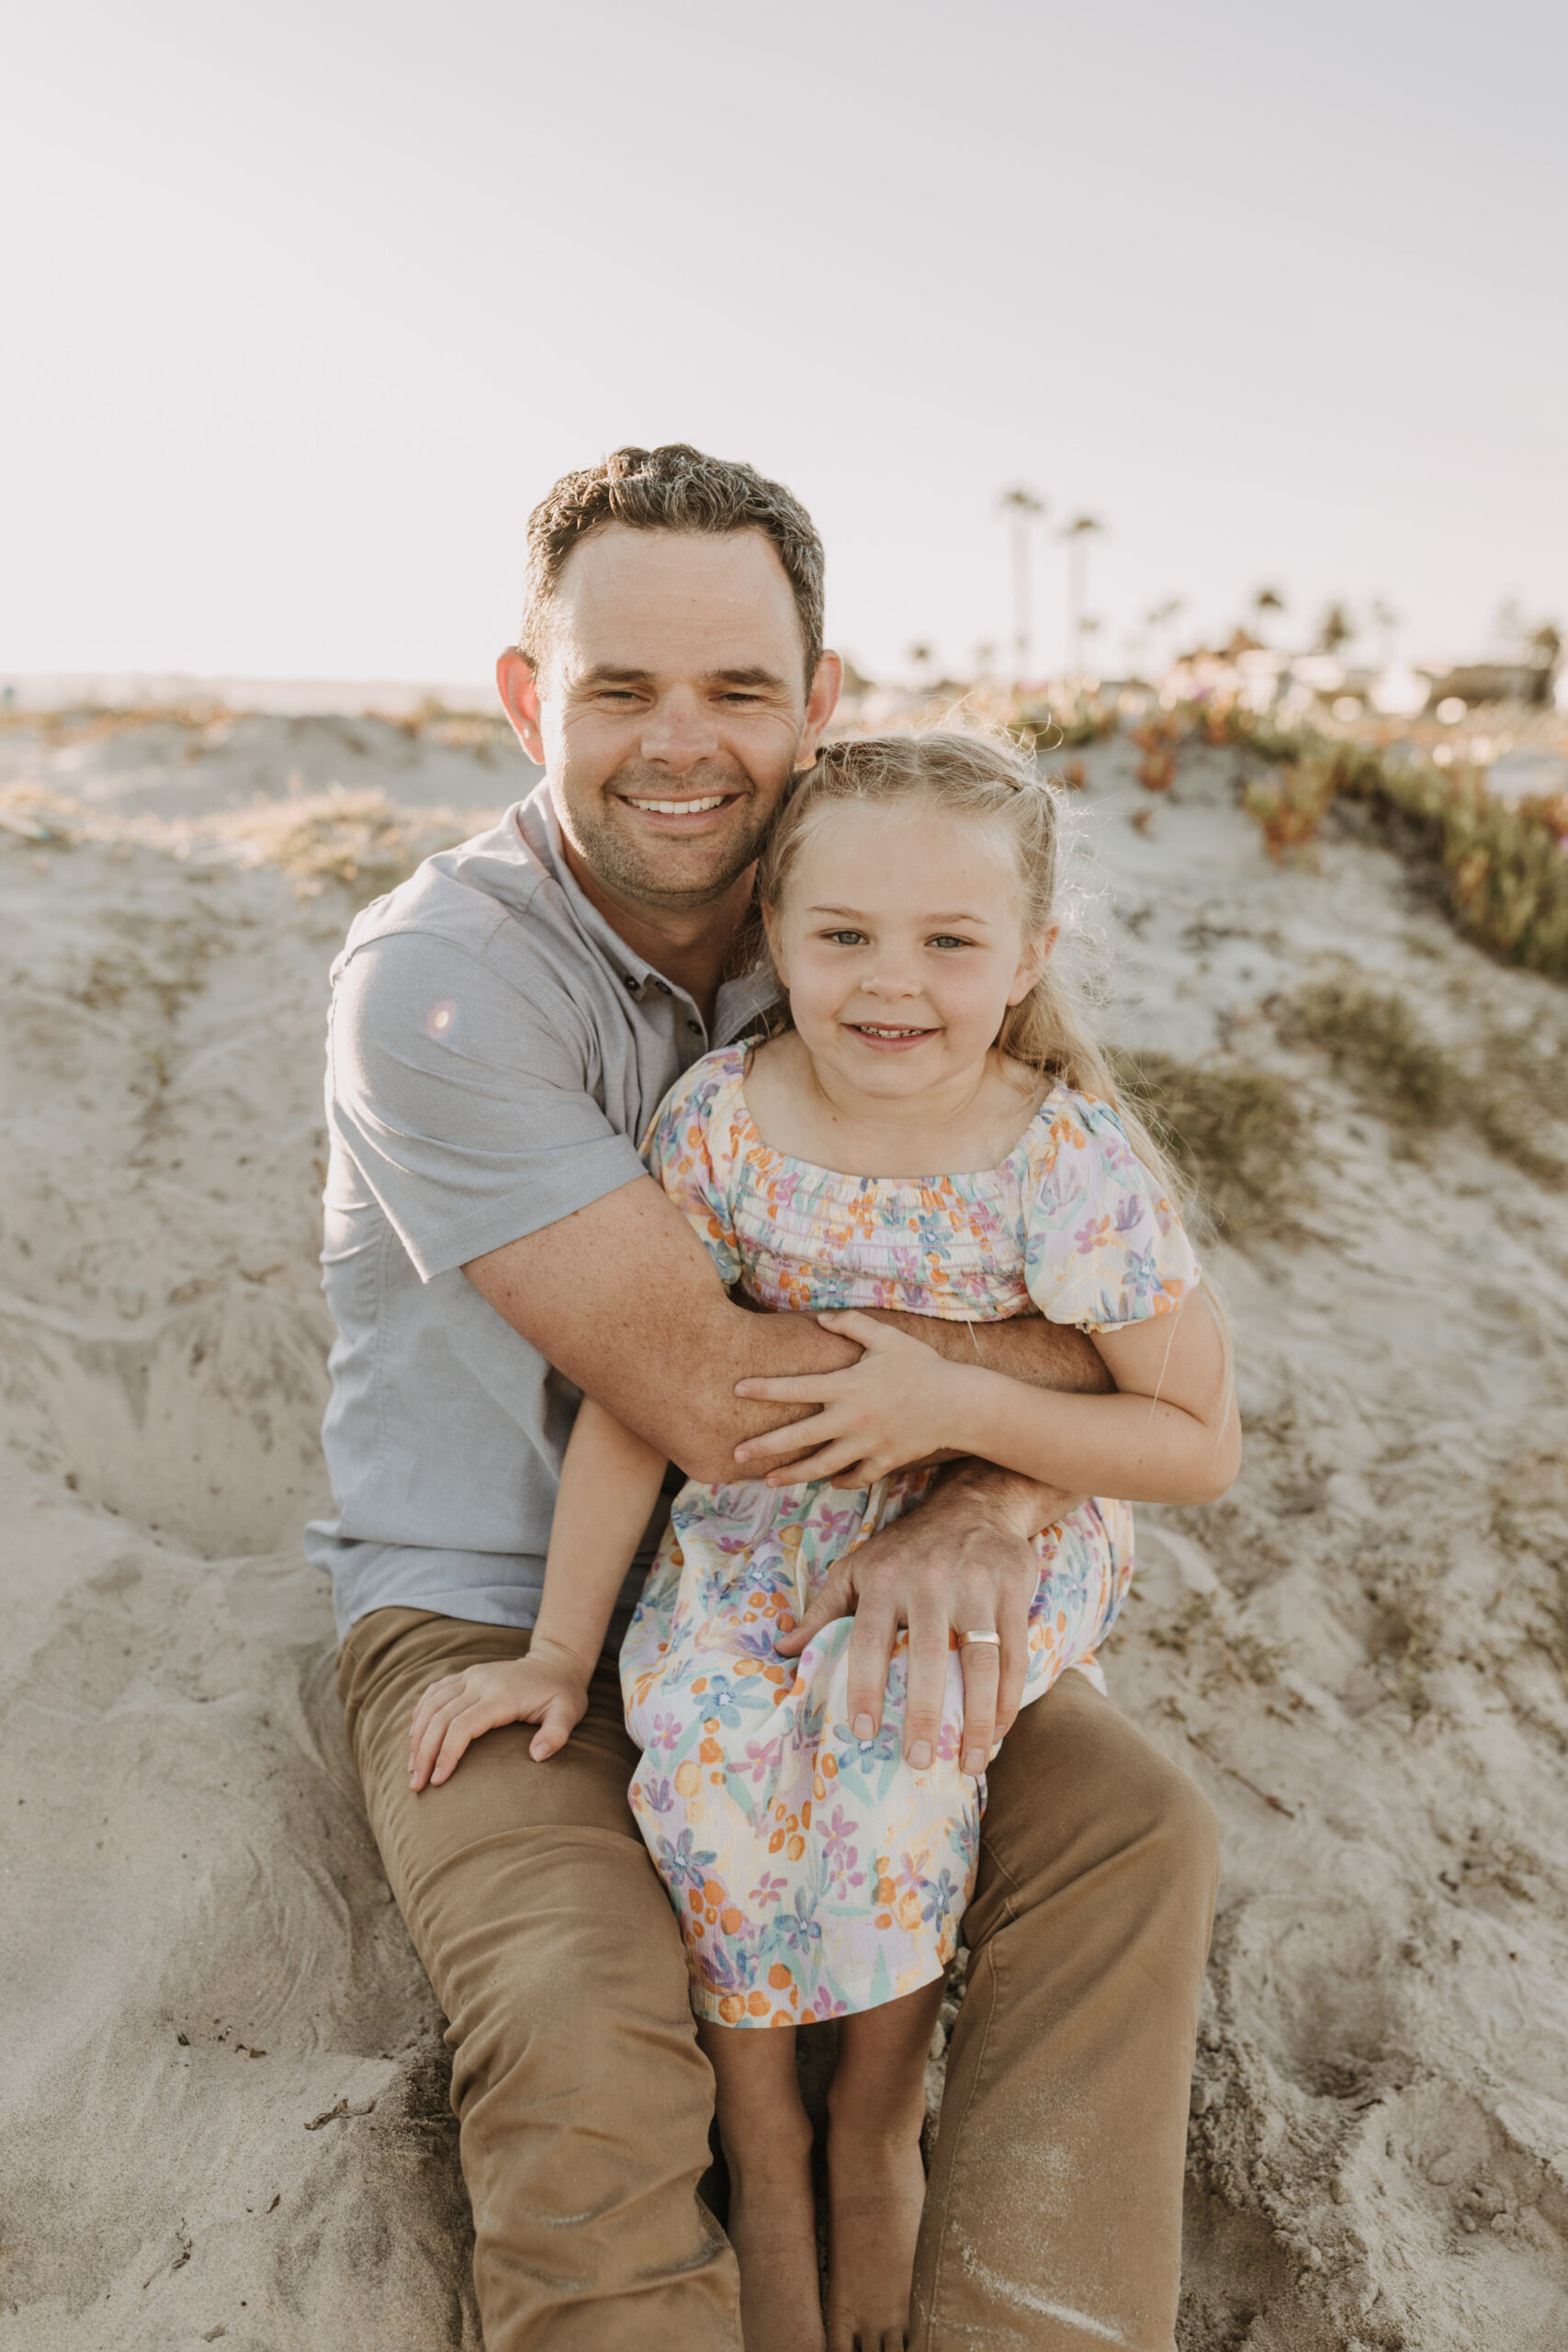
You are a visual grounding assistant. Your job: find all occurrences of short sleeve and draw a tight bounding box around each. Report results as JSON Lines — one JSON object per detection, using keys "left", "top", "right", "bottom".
{"left": 1023, "top": 1093, "right": 1201, "bottom": 1330}
{"left": 638, "top": 1053, "right": 745, "bottom": 1286}
{"left": 327, "top": 929, "right": 643, "bottom": 1282}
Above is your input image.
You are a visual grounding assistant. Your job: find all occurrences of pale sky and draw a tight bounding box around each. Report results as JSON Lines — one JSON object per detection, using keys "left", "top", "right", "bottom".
{"left": 6, "top": 0, "right": 1564, "bottom": 687}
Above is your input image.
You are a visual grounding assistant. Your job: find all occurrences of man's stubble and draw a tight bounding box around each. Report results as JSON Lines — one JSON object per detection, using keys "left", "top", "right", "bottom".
{"left": 563, "top": 757, "right": 784, "bottom": 915}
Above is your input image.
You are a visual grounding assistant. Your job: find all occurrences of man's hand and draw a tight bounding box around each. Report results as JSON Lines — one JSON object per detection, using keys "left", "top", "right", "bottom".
{"left": 735, "top": 1308, "right": 980, "bottom": 1486}
{"left": 773, "top": 1463, "right": 1085, "bottom": 1781}
{"left": 408, "top": 1637, "right": 592, "bottom": 1788}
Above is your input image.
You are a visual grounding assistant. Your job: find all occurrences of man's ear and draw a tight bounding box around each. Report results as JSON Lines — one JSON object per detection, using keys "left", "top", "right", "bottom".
{"left": 795, "top": 650, "right": 843, "bottom": 768}
{"left": 496, "top": 649, "right": 547, "bottom": 766}
{"left": 1008, "top": 923, "right": 1059, "bottom": 1005}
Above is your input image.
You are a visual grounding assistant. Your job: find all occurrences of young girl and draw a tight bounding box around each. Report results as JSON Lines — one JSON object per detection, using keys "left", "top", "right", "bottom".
{"left": 410, "top": 731, "right": 1238, "bottom": 2352}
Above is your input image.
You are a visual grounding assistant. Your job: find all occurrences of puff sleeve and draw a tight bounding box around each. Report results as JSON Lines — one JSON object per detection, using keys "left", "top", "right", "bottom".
{"left": 1023, "top": 1092, "right": 1201, "bottom": 1330}
{"left": 638, "top": 1049, "right": 746, "bottom": 1286}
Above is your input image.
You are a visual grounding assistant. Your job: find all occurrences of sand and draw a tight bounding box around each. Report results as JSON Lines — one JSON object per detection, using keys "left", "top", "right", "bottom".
{"left": 1, "top": 709, "right": 1565, "bottom": 2349}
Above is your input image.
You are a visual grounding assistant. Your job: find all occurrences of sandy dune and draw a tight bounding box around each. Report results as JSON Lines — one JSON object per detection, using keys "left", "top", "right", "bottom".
{"left": 2, "top": 712, "right": 1565, "bottom": 2349}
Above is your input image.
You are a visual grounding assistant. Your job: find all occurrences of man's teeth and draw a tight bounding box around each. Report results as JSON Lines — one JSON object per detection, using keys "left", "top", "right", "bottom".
{"left": 626, "top": 795, "right": 729, "bottom": 815}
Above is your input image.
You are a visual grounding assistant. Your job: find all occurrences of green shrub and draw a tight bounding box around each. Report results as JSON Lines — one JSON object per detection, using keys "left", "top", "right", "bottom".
{"left": 1112, "top": 1055, "right": 1313, "bottom": 1243}
{"left": 1231, "top": 714, "right": 1568, "bottom": 980}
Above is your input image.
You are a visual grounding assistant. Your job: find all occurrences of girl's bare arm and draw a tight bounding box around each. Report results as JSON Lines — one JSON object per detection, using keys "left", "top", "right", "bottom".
{"left": 408, "top": 1400, "right": 668, "bottom": 1787}
{"left": 534, "top": 1399, "right": 670, "bottom": 1672}
{"left": 734, "top": 1290, "right": 1240, "bottom": 1507}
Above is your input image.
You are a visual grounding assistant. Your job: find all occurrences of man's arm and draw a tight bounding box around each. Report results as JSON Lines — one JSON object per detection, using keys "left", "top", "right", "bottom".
{"left": 464, "top": 1174, "right": 1108, "bottom": 1487}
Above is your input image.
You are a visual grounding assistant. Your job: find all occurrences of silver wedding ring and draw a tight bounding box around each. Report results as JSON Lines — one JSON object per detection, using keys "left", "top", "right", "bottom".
{"left": 958, "top": 1630, "right": 1001, "bottom": 1647}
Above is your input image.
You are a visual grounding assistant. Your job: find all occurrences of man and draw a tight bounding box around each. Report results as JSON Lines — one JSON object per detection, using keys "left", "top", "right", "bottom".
{"left": 311, "top": 444, "right": 1218, "bottom": 2352}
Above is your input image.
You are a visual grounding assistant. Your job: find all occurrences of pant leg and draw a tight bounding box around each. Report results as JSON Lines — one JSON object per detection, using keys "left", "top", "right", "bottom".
{"left": 913, "top": 1669, "right": 1219, "bottom": 2352}
{"left": 337, "top": 1607, "right": 742, "bottom": 2352}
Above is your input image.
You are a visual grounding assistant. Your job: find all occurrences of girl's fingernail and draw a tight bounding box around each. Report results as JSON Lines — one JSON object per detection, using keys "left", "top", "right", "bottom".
{"left": 964, "top": 1747, "right": 985, "bottom": 1776}
{"left": 909, "top": 1741, "right": 933, "bottom": 1770}
{"left": 853, "top": 1713, "right": 874, "bottom": 1741}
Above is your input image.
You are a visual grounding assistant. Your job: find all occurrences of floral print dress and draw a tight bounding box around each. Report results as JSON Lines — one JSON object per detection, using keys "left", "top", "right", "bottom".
{"left": 621, "top": 1046, "right": 1200, "bottom": 2026}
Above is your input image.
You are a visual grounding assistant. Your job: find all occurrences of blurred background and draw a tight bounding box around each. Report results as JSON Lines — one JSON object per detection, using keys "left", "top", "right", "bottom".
{"left": 5, "top": 0, "right": 1564, "bottom": 709}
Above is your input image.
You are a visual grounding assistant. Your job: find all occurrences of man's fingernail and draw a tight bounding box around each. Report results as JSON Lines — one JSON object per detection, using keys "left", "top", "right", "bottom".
{"left": 964, "top": 1747, "right": 985, "bottom": 1777}
{"left": 909, "top": 1740, "right": 932, "bottom": 1770}
{"left": 853, "top": 1713, "right": 874, "bottom": 1741}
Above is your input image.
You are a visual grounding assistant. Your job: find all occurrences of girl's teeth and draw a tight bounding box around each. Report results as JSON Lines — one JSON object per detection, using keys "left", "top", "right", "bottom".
{"left": 627, "top": 796, "right": 728, "bottom": 815}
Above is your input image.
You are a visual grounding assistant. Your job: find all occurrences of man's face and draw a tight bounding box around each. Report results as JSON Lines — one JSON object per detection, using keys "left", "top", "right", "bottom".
{"left": 499, "top": 526, "right": 840, "bottom": 913}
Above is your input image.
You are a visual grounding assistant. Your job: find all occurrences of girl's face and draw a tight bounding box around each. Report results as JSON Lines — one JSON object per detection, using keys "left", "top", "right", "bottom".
{"left": 764, "top": 802, "right": 1054, "bottom": 1101}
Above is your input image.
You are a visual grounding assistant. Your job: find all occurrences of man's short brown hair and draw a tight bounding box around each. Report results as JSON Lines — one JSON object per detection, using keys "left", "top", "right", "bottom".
{"left": 518, "top": 444, "right": 826, "bottom": 686}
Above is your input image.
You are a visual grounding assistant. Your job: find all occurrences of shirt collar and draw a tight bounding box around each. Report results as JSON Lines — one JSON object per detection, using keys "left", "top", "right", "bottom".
{"left": 520, "top": 779, "right": 774, "bottom": 1032}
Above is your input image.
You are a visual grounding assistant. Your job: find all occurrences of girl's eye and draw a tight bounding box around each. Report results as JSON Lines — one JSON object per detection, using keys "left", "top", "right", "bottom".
{"left": 929, "top": 934, "right": 975, "bottom": 951}
{"left": 823, "top": 929, "right": 866, "bottom": 947}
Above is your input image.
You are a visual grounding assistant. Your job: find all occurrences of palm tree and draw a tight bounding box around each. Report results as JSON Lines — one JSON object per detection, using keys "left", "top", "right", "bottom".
{"left": 1143, "top": 596, "right": 1187, "bottom": 686}
{"left": 997, "top": 485, "right": 1046, "bottom": 685}
{"left": 1251, "top": 586, "right": 1286, "bottom": 644}
{"left": 1370, "top": 597, "right": 1400, "bottom": 670}
{"left": 1317, "top": 602, "right": 1354, "bottom": 656}
{"left": 1061, "top": 514, "right": 1106, "bottom": 682}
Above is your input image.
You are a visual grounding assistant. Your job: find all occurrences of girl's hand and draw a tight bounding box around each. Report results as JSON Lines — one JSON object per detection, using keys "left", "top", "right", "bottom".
{"left": 733, "top": 1309, "right": 981, "bottom": 1486}
{"left": 408, "top": 1638, "right": 592, "bottom": 1790}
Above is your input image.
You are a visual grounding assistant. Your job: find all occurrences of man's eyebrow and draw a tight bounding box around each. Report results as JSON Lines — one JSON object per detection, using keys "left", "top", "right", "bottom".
{"left": 576, "top": 663, "right": 655, "bottom": 686}
{"left": 571, "top": 662, "right": 790, "bottom": 690}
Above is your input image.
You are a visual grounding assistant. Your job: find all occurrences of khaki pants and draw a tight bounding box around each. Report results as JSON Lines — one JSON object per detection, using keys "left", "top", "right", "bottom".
{"left": 338, "top": 1610, "right": 1218, "bottom": 2351}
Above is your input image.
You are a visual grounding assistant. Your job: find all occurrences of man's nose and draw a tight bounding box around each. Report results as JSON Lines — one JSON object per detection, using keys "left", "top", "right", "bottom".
{"left": 639, "top": 689, "right": 720, "bottom": 771}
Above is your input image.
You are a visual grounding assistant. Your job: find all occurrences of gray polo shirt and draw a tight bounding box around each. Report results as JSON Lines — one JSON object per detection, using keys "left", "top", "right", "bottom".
{"left": 304, "top": 780, "right": 772, "bottom": 1640}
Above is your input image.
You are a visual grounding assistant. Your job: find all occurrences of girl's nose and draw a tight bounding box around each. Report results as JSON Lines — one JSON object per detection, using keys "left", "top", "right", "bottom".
{"left": 863, "top": 963, "right": 922, "bottom": 999}
{"left": 639, "top": 688, "right": 719, "bottom": 771}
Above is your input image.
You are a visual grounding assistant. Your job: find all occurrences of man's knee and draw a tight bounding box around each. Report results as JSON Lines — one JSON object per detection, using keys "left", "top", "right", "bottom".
{"left": 1123, "top": 1736, "right": 1221, "bottom": 1893}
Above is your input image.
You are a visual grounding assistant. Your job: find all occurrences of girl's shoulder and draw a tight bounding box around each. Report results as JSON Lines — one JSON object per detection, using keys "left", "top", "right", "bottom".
{"left": 639, "top": 1043, "right": 750, "bottom": 1176}
{"left": 1019, "top": 1080, "right": 1199, "bottom": 1326}
{"left": 1011, "top": 1080, "right": 1143, "bottom": 1182}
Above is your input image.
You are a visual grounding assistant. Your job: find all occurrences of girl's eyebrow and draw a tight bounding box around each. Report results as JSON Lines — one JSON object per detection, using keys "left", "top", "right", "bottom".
{"left": 806, "top": 903, "right": 994, "bottom": 925}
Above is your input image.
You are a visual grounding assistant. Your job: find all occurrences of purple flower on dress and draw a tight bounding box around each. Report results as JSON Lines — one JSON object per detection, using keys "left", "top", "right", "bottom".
{"left": 739, "top": 1735, "right": 784, "bottom": 1784}
{"left": 819, "top": 1805, "right": 860, "bottom": 1883}
{"left": 749, "top": 1871, "right": 787, "bottom": 1908}
{"left": 1113, "top": 1193, "right": 1145, "bottom": 1236}
{"left": 1074, "top": 1214, "right": 1112, "bottom": 1256}
{"left": 654, "top": 1828, "right": 719, "bottom": 1898}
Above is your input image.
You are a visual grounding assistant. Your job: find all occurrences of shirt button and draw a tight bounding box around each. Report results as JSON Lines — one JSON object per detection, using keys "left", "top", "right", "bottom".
{"left": 686, "top": 1018, "right": 702, "bottom": 1035}
{"left": 623, "top": 975, "right": 639, "bottom": 994}
{"left": 654, "top": 978, "right": 672, "bottom": 996}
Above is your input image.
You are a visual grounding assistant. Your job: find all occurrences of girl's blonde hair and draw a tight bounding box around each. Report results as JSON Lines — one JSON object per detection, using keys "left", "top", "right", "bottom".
{"left": 754, "top": 729, "right": 1190, "bottom": 1220}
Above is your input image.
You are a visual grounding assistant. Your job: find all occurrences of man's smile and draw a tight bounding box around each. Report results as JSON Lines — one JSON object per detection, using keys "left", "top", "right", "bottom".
{"left": 620, "top": 792, "right": 738, "bottom": 817}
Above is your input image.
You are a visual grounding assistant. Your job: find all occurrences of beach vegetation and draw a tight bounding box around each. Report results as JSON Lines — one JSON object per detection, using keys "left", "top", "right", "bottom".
{"left": 1241, "top": 754, "right": 1339, "bottom": 865}
{"left": 1278, "top": 980, "right": 1567, "bottom": 1188}
{"left": 1226, "top": 717, "right": 1568, "bottom": 980}
{"left": 256, "top": 790, "right": 476, "bottom": 906}
{"left": 1111, "top": 1053, "right": 1313, "bottom": 1244}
